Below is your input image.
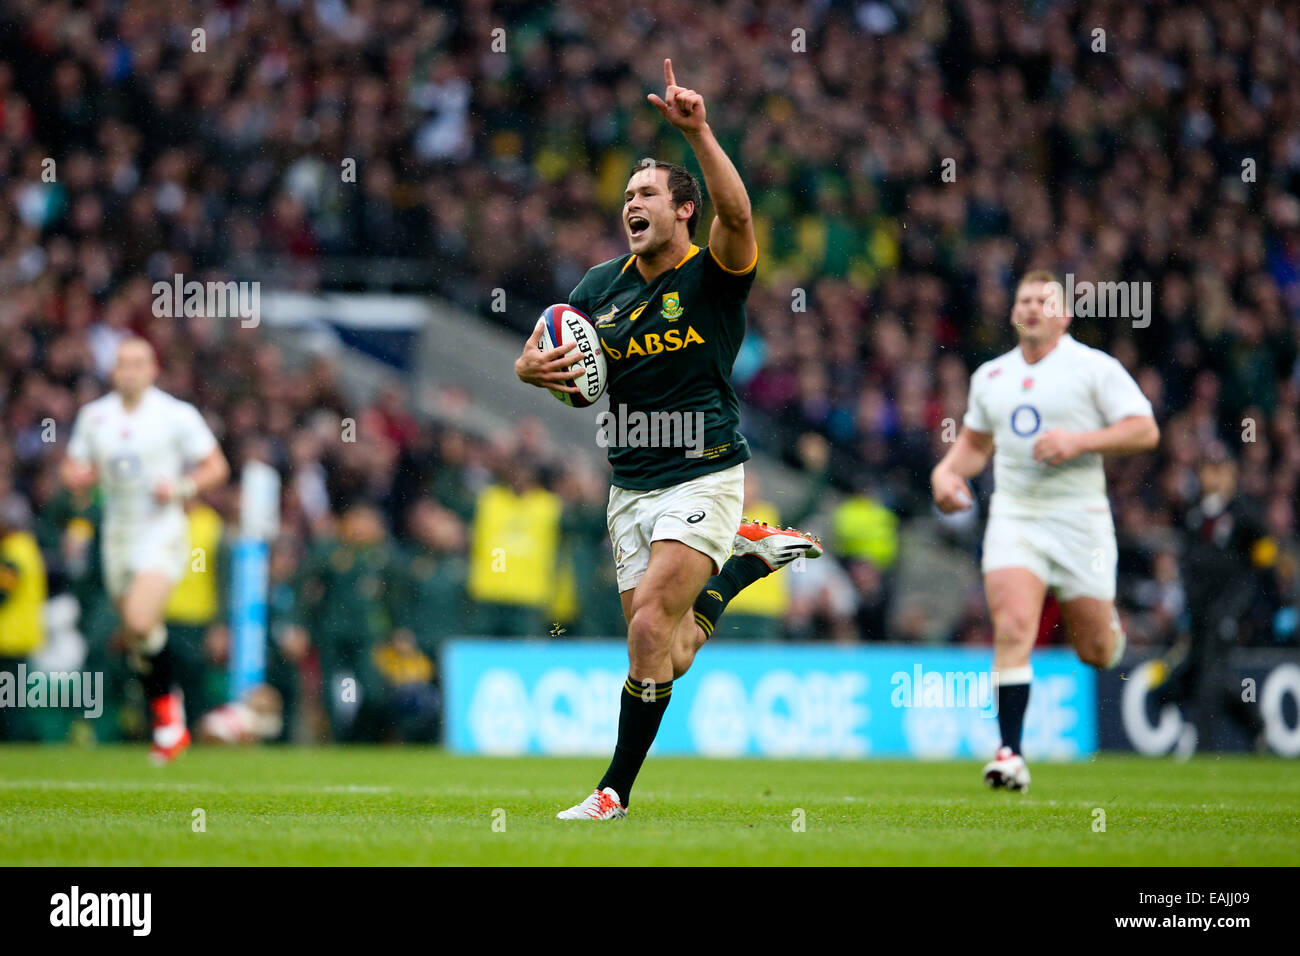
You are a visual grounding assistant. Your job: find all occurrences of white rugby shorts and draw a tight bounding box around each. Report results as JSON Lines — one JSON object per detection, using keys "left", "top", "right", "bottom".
{"left": 607, "top": 464, "right": 745, "bottom": 592}
{"left": 102, "top": 512, "right": 190, "bottom": 599}
{"left": 981, "top": 506, "right": 1116, "bottom": 601}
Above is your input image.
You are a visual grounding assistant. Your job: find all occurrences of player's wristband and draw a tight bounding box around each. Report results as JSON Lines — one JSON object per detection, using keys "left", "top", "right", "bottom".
{"left": 177, "top": 476, "right": 198, "bottom": 501}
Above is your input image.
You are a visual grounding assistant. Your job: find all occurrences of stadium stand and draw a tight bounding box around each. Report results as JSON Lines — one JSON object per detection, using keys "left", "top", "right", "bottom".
{"left": 0, "top": 0, "right": 1296, "bottom": 742}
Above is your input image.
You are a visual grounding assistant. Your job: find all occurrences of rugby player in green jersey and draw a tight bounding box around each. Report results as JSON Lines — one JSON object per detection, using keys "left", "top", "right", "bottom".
{"left": 515, "top": 60, "right": 823, "bottom": 820}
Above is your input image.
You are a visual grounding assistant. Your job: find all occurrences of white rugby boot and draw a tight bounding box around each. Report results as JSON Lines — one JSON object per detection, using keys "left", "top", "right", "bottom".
{"left": 556, "top": 787, "right": 627, "bottom": 821}
{"left": 982, "top": 746, "right": 1031, "bottom": 792}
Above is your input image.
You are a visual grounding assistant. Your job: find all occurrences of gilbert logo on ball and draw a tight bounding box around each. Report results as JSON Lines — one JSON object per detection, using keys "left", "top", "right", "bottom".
{"left": 538, "top": 304, "right": 607, "bottom": 408}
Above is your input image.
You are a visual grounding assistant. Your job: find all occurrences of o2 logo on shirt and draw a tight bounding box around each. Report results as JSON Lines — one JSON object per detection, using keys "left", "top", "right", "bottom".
{"left": 107, "top": 452, "right": 143, "bottom": 483}
{"left": 1009, "top": 404, "right": 1042, "bottom": 437}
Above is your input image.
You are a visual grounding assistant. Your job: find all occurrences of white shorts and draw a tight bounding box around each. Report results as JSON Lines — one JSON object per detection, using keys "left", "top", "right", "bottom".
{"left": 102, "top": 514, "right": 190, "bottom": 599}
{"left": 982, "top": 507, "right": 1116, "bottom": 602}
{"left": 607, "top": 464, "right": 745, "bottom": 592}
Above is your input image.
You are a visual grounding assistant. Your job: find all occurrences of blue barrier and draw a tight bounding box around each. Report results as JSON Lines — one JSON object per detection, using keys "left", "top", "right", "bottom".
{"left": 444, "top": 640, "right": 1096, "bottom": 759}
{"left": 228, "top": 539, "right": 269, "bottom": 700}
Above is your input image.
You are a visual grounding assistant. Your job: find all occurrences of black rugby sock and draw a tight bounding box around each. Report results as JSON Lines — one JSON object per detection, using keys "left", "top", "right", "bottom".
{"left": 597, "top": 676, "right": 673, "bottom": 806}
{"left": 692, "top": 554, "right": 771, "bottom": 639}
{"left": 138, "top": 642, "right": 176, "bottom": 702}
{"left": 995, "top": 670, "right": 1031, "bottom": 754}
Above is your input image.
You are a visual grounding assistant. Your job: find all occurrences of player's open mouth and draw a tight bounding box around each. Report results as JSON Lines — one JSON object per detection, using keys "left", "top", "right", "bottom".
{"left": 628, "top": 216, "right": 649, "bottom": 238}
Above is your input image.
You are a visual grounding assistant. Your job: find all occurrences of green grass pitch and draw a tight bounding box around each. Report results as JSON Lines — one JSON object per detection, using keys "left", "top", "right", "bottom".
{"left": 1, "top": 746, "right": 1296, "bottom": 865}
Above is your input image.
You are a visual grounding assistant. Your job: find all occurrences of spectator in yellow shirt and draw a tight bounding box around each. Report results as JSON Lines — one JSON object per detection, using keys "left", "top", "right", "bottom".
{"left": 165, "top": 502, "right": 227, "bottom": 723}
{"left": 0, "top": 502, "right": 47, "bottom": 741}
{"left": 467, "top": 459, "right": 561, "bottom": 636}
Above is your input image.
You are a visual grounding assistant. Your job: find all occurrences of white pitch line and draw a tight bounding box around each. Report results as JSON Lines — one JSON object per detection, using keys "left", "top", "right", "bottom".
{"left": 0, "top": 780, "right": 394, "bottom": 795}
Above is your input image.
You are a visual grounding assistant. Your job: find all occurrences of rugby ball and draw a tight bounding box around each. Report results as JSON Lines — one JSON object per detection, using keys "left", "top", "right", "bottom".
{"left": 537, "top": 303, "right": 607, "bottom": 408}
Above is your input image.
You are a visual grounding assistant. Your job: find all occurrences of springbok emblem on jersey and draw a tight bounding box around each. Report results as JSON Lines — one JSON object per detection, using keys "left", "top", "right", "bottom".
{"left": 661, "top": 292, "right": 683, "bottom": 321}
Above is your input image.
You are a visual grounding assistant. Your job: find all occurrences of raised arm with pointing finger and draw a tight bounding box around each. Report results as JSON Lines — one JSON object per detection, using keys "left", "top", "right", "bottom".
{"left": 647, "top": 58, "right": 756, "bottom": 273}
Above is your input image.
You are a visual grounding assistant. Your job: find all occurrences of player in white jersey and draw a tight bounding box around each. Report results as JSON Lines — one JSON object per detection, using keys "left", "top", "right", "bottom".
{"left": 60, "top": 338, "right": 229, "bottom": 763}
{"left": 931, "top": 271, "right": 1159, "bottom": 792}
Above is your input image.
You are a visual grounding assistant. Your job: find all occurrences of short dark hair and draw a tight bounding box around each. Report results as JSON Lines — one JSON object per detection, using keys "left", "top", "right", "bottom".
{"left": 630, "top": 158, "right": 702, "bottom": 237}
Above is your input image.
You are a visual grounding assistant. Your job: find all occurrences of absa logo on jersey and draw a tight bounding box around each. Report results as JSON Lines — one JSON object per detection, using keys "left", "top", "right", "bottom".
{"left": 600, "top": 326, "right": 704, "bottom": 361}
{"left": 1010, "top": 404, "right": 1041, "bottom": 437}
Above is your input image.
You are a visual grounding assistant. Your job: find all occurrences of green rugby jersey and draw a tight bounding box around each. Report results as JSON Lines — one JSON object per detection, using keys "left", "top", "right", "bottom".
{"left": 569, "top": 243, "right": 756, "bottom": 491}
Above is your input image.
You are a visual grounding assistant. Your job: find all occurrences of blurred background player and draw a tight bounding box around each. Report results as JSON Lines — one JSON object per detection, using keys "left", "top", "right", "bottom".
{"left": 516, "top": 60, "right": 821, "bottom": 820}
{"left": 1152, "top": 441, "right": 1267, "bottom": 756}
{"left": 931, "top": 271, "right": 1160, "bottom": 791}
{"left": 296, "top": 500, "right": 407, "bottom": 742}
{"left": 60, "top": 338, "right": 229, "bottom": 763}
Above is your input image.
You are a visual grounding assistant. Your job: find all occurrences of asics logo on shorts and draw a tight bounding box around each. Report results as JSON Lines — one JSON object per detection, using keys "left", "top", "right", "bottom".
{"left": 686, "top": 511, "right": 706, "bottom": 524}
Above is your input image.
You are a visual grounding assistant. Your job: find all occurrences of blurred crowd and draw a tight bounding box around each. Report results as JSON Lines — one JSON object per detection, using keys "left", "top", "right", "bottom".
{"left": 1, "top": 0, "right": 1299, "bottom": 741}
